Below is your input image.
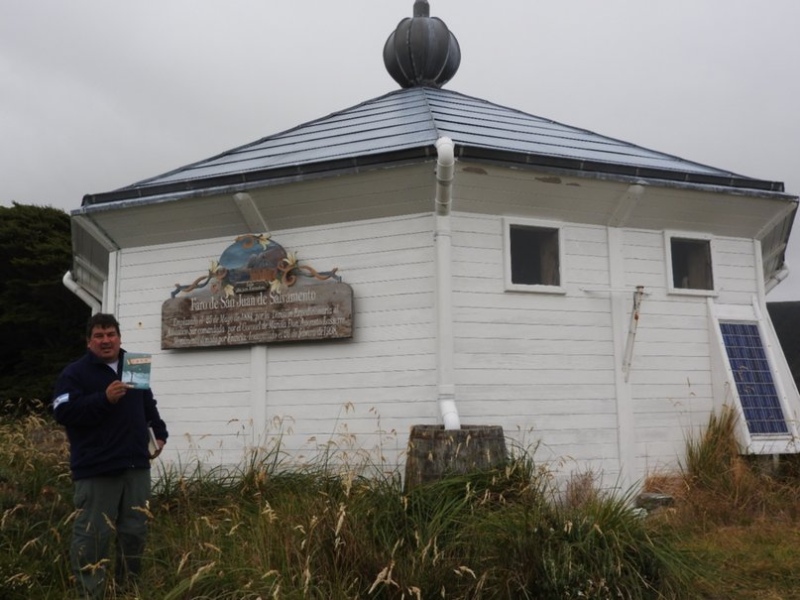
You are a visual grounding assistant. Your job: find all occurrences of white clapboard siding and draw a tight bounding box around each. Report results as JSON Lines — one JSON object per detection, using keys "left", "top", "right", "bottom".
{"left": 449, "top": 213, "right": 620, "bottom": 478}
{"left": 619, "top": 228, "right": 721, "bottom": 475}
{"left": 714, "top": 237, "right": 758, "bottom": 304}
{"left": 458, "top": 384, "right": 618, "bottom": 402}
{"left": 622, "top": 229, "right": 666, "bottom": 290}
{"left": 109, "top": 213, "right": 439, "bottom": 471}
{"left": 107, "top": 178, "right": 781, "bottom": 486}
{"left": 260, "top": 214, "right": 438, "bottom": 464}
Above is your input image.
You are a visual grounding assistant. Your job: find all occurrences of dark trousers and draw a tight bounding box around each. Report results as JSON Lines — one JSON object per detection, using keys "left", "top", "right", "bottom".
{"left": 70, "top": 468, "right": 151, "bottom": 599}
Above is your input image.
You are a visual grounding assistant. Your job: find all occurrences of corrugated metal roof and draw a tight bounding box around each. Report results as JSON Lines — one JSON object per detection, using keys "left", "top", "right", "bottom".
{"left": 83, "top": 86, "right": 784, "bottom": 206}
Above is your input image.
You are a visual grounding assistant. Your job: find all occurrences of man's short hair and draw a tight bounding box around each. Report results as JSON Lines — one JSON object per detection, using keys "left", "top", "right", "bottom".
{"left": 86, "top": 313, "right": 121, "bottom": 338}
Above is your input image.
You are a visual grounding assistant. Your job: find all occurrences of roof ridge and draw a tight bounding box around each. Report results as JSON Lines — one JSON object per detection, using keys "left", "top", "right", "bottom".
{"left": 419, "top": 87, "right": 443, "bottom": 141}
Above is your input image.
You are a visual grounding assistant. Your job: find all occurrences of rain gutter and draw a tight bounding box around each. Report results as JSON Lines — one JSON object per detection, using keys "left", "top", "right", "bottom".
{"left": 78, "top": 146, "right": 792, "bottom": 211}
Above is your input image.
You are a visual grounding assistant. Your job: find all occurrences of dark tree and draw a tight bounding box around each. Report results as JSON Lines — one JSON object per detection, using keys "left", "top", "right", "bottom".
{"left": 768, "top": 301, "right": 800, "bottom": 390}
{"left": 0, "top": 203, "right": 89, "bottom": 415}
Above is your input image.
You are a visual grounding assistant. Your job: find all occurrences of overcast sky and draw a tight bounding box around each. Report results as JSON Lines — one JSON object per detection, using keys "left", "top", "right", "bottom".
{"left": 2, "top": 0, "right": 799, "bottom": 300}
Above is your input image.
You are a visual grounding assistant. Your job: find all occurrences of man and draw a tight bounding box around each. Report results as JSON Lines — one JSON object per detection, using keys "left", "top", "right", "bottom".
{"left": 53, "top": 313, "right": 168, "bottom": 599}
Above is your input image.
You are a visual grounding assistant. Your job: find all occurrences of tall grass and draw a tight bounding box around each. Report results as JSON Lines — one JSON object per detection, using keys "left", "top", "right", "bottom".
{"left": 0, "top": 409, "right": 74, "bottom": 597}
{"left": 676, "top": 405, "right": 798, "bottom": 525}
{"left": 3, "top": 412, "right": 704, "bottom": 599}
{"left": 644, "top": 405, "right": 800, "bottom": 599}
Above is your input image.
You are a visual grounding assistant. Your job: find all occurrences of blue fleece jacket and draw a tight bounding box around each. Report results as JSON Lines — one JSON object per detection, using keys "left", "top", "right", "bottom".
{"left": 52, "top": 349, "right": 169, "bottom": 480}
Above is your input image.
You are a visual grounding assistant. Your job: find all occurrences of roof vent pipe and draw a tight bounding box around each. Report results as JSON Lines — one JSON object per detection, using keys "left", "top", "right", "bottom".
{"left": 434, "top": 136, "right": 460, "bottom": 430}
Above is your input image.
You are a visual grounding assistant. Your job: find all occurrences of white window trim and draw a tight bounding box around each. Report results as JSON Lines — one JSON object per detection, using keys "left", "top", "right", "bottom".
{"left": 503, "top": 217, "right": 566, "bottom": 294}
{"left": 664, "top": 230, "right": 718, "bottom": 297}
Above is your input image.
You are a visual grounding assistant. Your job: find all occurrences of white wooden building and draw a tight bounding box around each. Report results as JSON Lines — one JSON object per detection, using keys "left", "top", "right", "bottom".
{"left": 65, "top": 3, "right": 799, "bottom": 489}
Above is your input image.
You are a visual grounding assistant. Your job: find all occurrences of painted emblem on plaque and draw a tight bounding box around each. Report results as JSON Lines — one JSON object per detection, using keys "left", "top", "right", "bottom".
{"left": 161, "top": 234, "right": 353, "bottom": 349}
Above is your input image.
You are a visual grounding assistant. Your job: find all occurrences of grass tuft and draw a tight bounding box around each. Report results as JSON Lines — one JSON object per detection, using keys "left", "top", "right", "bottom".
{"left": 6, "top": 406, "right": 800, "bottom": 598}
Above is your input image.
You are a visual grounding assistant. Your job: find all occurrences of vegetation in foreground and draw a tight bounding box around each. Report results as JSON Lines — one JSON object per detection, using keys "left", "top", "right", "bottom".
{"left": 2, "top": 405, "right": 800, "bottom": 599}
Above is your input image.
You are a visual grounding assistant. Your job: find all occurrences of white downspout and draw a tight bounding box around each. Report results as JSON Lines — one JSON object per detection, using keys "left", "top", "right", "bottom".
{"left": 434, "top": 137, "right": 460, "bottom": 430}
{"left": 62, "top": 270, "right": 102, "bottom": 314}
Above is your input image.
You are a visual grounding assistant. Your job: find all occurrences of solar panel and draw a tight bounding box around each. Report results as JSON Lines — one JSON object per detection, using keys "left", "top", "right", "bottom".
{"left": 719, "top": 322, "right": 788, "bottom": 436}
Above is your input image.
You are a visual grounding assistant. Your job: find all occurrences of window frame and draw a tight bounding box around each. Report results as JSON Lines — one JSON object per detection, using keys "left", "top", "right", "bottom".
{"left": 664, "top": 231, "right": 717, "bottom": 296}
{"left": 503, "top": 217, "right": 566, "bottom": 294}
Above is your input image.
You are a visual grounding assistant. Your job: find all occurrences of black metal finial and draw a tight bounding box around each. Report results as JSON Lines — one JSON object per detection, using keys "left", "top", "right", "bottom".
{"left": 413, "top": 0, "right": 430, "bottom": 18}
{"left": 383, "top": 1, "right": 461, "bottom": 89}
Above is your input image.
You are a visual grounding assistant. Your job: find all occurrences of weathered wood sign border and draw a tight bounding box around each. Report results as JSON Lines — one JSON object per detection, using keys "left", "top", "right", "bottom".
{"left": 161, "top": 234, "right": 353, "bottom": 349}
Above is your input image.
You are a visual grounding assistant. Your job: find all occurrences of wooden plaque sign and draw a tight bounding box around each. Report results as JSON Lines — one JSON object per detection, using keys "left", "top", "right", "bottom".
{"left": 161, "top": 234, "right": 353, "bottom": 349}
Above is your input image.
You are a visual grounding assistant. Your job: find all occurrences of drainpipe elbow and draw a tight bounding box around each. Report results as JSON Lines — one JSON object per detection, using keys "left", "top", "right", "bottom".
{"left": 440, "top": 397, "right": 461, "bottom": 430}
{"left": 435, "top": 137, "right": 455, "bottom": 216}
{"left": 62, "top": 270, "right": 101, "bottom": 313}
{"left": 766, "top": 266, "right": 790, "bottom": 294}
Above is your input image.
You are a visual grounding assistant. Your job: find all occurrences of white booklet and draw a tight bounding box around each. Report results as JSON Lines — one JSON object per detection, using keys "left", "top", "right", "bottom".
{"left": 148, "top": 426, "right": 160, "bottom": 458}
{"left": 121, "top": 353, "right": 152, "bottom": 389}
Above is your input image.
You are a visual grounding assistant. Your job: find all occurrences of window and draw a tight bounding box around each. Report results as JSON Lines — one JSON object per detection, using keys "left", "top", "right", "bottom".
{"left": 504, "top": 219, "right": 564, "bottom": 293}
{"left": 665, "top": 233, "right": 715, "bottom": 294}
{"left": 719, "top": 321, "right": 788, "bottom": 436}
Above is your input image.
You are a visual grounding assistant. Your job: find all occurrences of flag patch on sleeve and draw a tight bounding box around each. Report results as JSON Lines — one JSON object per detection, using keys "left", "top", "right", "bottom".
{"left": 53, "top": 393, "right": 69, "bottom": 410}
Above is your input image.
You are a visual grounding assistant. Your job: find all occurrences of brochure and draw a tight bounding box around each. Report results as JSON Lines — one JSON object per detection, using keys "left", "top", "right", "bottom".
{"left": 121, "top": 352, "right": 152, "bottom": 389}
{"left": 148, "top": 427, "right": 160, "bottom": 458}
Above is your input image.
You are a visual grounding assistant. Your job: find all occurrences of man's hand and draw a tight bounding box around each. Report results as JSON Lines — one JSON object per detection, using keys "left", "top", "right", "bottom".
{"left": 105, "top": 380, "right": 131, "bottom": 404}
{"left": 150, "top": 439, "right": 165, "bottom": 459}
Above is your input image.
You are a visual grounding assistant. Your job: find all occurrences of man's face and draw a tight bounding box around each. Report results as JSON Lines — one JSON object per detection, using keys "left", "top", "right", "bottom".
{"left": 87, "top": 325, "right": 121, "bottom": 362}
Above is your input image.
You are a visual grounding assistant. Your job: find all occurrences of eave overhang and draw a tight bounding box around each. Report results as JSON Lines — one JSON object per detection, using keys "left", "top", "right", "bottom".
{"left": 78, "top": 144, "right": 796, "bottom": 221}
{"left": 69, "top": 86, "right": 797, "bottom": 302}
{"left": 79, "top": 140, "right": 787, "bottom": 211}
{"left": 79, "top": 87, "right": 788, "bottom": 211}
